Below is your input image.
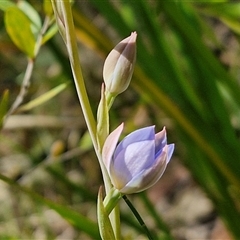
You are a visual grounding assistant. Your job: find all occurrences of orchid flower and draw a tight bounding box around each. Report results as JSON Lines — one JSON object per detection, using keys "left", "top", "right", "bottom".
{"left": 102, "top": 123, "right": 174, "bottom": 194}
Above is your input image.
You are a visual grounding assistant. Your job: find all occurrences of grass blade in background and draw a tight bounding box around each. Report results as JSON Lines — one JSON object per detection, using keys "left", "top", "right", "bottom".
{"left": 0, "top": 90, "right": 9, "bottom": 128}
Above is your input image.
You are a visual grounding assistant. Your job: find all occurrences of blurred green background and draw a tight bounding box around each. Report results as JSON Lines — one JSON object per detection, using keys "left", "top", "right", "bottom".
{"left": 1, "top": 0, "right": 240, "bottom": 239}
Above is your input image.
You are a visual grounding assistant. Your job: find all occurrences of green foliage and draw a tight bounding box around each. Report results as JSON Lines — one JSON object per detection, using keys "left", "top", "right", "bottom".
{"left": 4, "top": 6, "right": 36, "bottom": 58}
{"left": 0, "top": 0, "right": 14, "bottom": 11}
{"left": 17, "top": 0, "right": 42, "bottom": 36}
{"left": 17, "top": 82, "right": 69, "bottom": 113}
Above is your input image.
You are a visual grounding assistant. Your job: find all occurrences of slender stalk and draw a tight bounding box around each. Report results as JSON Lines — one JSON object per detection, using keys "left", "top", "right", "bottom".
{"left": 34, "top": 16, "right": 51, "bottom": 56}
{"left": 59, "top": 0, "right": 114, "bottom": 198}
{"left": 6, "top": 58, "right": 34, "bottom": 117}
{"left": 59, "top": 1, "right": 111, "bottom": 187}
{"left": 106, "top": 92, "right": 116, "bottom": 109}
{"left": 113, "top": 204, "right": 121, "bottom": 239}
{"left": 53, "top": 1, "right": 121, "bottom": 238}
{"left": 60, "top": 1, "right": 97, "bottom": 151}
{"left": 123, "top": 195, "right": 155, "bottom": 240}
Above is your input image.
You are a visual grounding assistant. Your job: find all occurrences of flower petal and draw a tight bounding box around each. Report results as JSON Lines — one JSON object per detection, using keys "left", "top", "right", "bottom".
{"left": 114, "top": 126, "right": 155, "bottom": 158}
{"left": 154, "top": 127, "right": 167, "bottom": 155}
{"left": 119, "top": 148, "right": 168, "bottom": 194}
{"left": 102, "top": 123, "right": 124, "bottom": 171}
{"left": 110, "top": 139, "right": 155, "bottom": 190}
{"left": 104, "top": 124, "right": 174, "bottom": 194}
{"left": 166, "top": 143, "right": 175, "bottom": 163}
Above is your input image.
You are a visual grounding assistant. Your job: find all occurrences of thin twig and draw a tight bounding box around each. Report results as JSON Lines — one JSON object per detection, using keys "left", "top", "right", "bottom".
{"left": 6, "top": 58, "right": 34, "bottom": 116}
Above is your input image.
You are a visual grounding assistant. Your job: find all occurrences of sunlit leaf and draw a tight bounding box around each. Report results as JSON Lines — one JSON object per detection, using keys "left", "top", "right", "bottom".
{"left": 0, "top": 0, "right": 15, "bottom": 11}
{"left": 17, "top": 82, "right": 69, "bottom": 112}
{"left": 5, "top": 6, "right": 36, "bottom": 58}
{"left": 42, "top": 23, "right": 58, "bottom": 44}
{"left": 44, "top": 0, "right": 53, "bottom": 16}
{"left": 17, "top": 0, "right": 42, "bottom": 35}
{"left": 197, "top": 3, "right": 240, "bottom": 34}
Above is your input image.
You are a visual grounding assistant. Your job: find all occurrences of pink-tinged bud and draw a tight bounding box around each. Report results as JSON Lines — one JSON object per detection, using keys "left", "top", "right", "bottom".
{"left": 102, "top": 123, "right": 174, "bottom": 194}
{"left": 103, "top": 32, "right": 137, "bottom": 96}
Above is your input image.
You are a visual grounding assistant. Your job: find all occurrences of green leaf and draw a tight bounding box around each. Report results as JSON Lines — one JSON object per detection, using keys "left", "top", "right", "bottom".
{"left": 42, "top": 23, "right": 58, "bottom": 44}
{"left": 44, "top": 0, "right": 53, "bottom": 16}
{"left": 17, "top": 82, "right": 69, "bottom": 112}
{"left": 0, "top": 90, "right": 9, "bottom": 128}
{"left": 197, "top": 3, "right": 240, "bottom": 34}
{"left": 97, "top": 187, "right": 116, "bottom": 240}
{"left": 0, "top": 0, "right": 15, "bottom": 11}
{"left": 5, "top": 6, "right": 36, "bottom": 58}
{"left": 17, "top": 0, "right": 42, "bottom": 35}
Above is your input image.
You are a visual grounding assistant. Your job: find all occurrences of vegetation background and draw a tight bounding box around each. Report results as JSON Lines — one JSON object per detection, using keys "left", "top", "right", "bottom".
{"left": 0, "top": 0, "right": 240, "bottom": 239}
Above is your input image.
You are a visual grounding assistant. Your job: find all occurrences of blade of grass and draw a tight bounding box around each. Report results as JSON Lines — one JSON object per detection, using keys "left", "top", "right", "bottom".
{"left": 161, "top": 1, "right": 240, "bottom": 109}
{"left": 181, "top": 131, "right": 240, "bottom": 237}
{"left": 17, "top": 82, "right": 70, "bottom": 113}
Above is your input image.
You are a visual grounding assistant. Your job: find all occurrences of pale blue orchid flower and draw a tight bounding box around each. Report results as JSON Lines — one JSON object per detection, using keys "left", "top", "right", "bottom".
{"left": 102, "top": 123, "right": 174, "bottom": 194}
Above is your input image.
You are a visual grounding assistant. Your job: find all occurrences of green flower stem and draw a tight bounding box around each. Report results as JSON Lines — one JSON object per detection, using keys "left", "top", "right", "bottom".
{"left": 59, "top": 1, "right": 115, "bottom": 212}
{"left": 52, "top": 1, "right": 121, "bottom": 238}
{"left": 104, "top": 188, "right": 122, "bottom": 215}
{"left": 103, "top": 188, "right": 121, "bottom": 239}
{"left": 113, "top": 204, "right": 121, "bottom": 240}
{"left": 60, "top": 1, "right": 97, "bottom": 151}
{"left": 59, "top": 1, "right": 111, "bottom": 190}
{"left": 123, "top": 195, "right": 155, "bottom": 240}
{"left": 106, "top": 91, "right": 116, "bottom": 110}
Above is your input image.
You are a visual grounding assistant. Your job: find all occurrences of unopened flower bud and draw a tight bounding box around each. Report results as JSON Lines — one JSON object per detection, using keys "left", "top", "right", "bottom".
{"left": 103, "top": 32, "right": 137, "bottom": 96}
